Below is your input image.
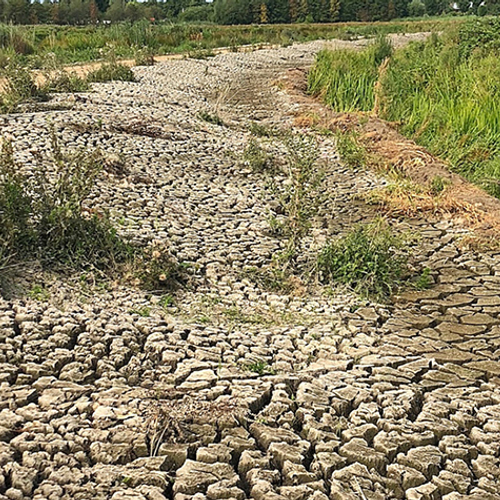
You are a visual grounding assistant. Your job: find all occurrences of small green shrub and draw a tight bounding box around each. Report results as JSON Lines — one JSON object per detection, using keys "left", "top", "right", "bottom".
{"left": 43, "top": 72, "right": 89, "bottom": 93}
{"left": 335, "top": 131, "right": 366, "bottom": 169}
{"left": 87, "top": 62, "right": 136, "bottom": 83}
{"left": 249, "top": 121, "right": 280, "bottom": 138}
{"left": 317, "top": 219, "right": 408, "bottom": 299}
{"left": 243, "top": 139, "right": 275, "bottom": 173}
{"left": 133, "top": 246, "right": 192, "bottom": 291}
{"left": 0, "top": 134, "right": 131, "bottom": 275}
{"left": 134, "top": 46, "right": 155, "bottom": 66}
{"left": 412, "top": 267, "right": 433, "bottom": 290}
{"left": 246, "top": 360, "right": 275, "bottom": 376}
{"left": 198, "top": 110, "right": 224, "bottom": 126}
{"left": 0, "top": 62, "right": 48, "bottom": 113}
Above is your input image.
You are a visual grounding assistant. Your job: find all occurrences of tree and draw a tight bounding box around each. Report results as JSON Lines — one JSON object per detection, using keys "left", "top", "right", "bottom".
{"left": 329, "top": 0, "right": 340, "bottom": 20}
{"left": 408, "top": 0, "right": 426, "bottom": 15}
{"left": 297, "top": 0, "right": 308, "bottom": 20}
{"left": 5, "top": 0, "right": 32, "bottom": 24}
{"left": 289, "top": 0, "right": 298, "bottom": 21}
{"left": 260, "top": 2, "right": 268, "bottom": 21}
{"left": 90, "top": 0, "right": 98, "bottom": 23}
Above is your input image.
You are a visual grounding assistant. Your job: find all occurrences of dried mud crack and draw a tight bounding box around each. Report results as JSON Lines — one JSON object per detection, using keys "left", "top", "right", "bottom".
{"left": 1, "top": 35, "right": 500, "bottom": 500}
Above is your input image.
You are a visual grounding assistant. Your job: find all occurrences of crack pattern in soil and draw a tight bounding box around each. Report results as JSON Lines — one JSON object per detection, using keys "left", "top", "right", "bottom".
{"left": 0, "top": 35, "right": 499, "bottom": 500}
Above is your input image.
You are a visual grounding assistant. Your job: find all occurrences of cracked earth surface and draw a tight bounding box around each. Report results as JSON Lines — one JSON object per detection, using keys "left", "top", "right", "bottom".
{"left": 1, "top": 34, "right": 500, "bottom": 500}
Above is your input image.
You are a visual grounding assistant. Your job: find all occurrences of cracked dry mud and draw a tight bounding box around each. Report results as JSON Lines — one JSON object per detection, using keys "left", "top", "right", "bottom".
{"left": 1, "top": 34, "right": 500, "bottom": 500}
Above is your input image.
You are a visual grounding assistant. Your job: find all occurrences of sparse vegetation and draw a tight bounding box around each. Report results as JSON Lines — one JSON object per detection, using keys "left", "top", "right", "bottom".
{"left": 317, "top": 218, "right": 410, "bottom": 300}
{"left": 0, "top": 62, "right": 48, "bottom": 113}
{"left": 87, "top": 61, "right": 136, "bottom": 83}
{"left": 309, "top": 18, "right": 500, "bottom": 198}
{"left": 335, "top": 131, "right": 366, "bottom": 169}
{"left": 243, "top": 139, "right": 275, "bottom": 173}
{"left": 272, "top": 133, "right": 323, "bottom": 267}
{"left": 245, "top": 360, "right": 275, "bottom": 376}
{"left": 0, "top": 134, "right": 191, "bottom": 295}
{"left": 198, "top": 110, "right": 224, "bottom": 126}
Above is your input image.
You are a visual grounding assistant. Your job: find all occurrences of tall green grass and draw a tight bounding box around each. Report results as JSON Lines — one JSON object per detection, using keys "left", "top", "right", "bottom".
{"left": 308, "top": 18, "right": 500, "bottom": 197}
{"left": 308, "top": 36, "right": 392, "bottom": 111}
{"left": 0, "top": 17, "right": 463, "bottom": 67}
{"left": 380, "top": 32, "right": 500, "bottom": 196}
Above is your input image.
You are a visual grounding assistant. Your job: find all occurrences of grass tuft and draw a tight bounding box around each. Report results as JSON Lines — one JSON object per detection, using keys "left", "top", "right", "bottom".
{"left": 317, "top": 218, "right": 409, "bottom": 300}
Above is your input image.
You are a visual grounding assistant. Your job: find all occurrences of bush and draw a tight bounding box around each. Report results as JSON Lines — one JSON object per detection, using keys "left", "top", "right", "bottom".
{"left": 335, "top": 131, "right": 366, "bottom": 169}
{"left": 43, "top": 71, "right": 89, "bottom": 93}
{"left": 0, "top": 62, "right": 48, "bottom": 113}
{"left": 87, "top": 62, "right": 136, "bottom": 83}
{"left": 0, "top": 134, "right": 131, "bottom": 272}
{"left": 243, "top": 139, "right": 275, "bottom": 173}
{"left": 317, "top": 219, "right": 408, "bottom": 299}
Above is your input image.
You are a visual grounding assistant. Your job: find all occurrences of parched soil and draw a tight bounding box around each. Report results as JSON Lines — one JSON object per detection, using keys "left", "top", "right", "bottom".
{"left": 0, "top": 34, "right": 500, "bottom": 500}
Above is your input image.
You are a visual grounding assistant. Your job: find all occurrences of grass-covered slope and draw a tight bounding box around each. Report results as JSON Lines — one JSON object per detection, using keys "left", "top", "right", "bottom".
{"left": 309, "top": 17, "right": 500, "bottom": 198}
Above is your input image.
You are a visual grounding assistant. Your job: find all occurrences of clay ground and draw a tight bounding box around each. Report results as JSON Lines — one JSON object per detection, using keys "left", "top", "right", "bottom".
{"left": 0, "top": 34, "right": 499, "bottom": 500}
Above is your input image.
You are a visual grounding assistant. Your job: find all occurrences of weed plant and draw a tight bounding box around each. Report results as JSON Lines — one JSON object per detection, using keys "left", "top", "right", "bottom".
{"left": 335, "top": 131, "right": 366, "bottom": 169}
{"left": 198, "top": 110, "right": 224, "bottom": 126}
{"left": 0, "top": 62, "right": 48, "bottom": 113}
{"left": 317, "top": 218, "right": 408, "bottom": 300}
{"left": 243, "top": 139, "right": 275, "bottom": 173}
{"left": 308, "top": 36, "right": 392, "bottom": 112}
{"left": 87, "top": 61, "right": 135, "bottom": 83}
{"left": 0, "top": 134, "right": 187, "bottom": 294}
{"left": 271, "top": 133, "right": 322, "bottom": 267}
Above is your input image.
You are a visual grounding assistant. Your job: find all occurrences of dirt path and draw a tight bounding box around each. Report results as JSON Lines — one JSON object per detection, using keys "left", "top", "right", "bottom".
{"left": 0, "top": 34, "right": 499, "bottom": 500}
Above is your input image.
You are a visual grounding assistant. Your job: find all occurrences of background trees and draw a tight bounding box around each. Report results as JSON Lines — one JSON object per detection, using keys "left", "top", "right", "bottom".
{"left": 0, "top": 0, "right": 480, "bottom": 26}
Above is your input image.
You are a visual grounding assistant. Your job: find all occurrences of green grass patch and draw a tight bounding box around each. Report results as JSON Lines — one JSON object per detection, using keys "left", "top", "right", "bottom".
{"left": 317, "top": 219, "right": 409, "bottom": 300}
{"left": 86, "top": 62, "right": 135, "bottom": 83}
{"left": 309, "top": 18, "right": 500, "bottom": 198}
{"left": 308, "top": 36, "right": 392, "bottom": 112}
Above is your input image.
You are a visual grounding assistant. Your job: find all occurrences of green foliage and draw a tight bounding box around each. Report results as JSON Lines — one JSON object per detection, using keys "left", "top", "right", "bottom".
{"left": 87, "top": 61, "right": 135, "bottom": 83}
{"left": 133, "top": 46, "right": 155, "bottom": 66}
{"left": 198, "top": 110, "right": 224, "bottom": 126}
{"left": 311, "top": 19, "right": 500, "bottom": 198}
{"left": 129, "top": 306, "right": 151, "bottom": 317}
{"left": 379, "top": 24, "right": 500, "bottom": 197}
{"left": 408, "top": 0, "right": 426, "bottom": 17}
{"left": 243, "top": 139, "right": 275, "bottom": 173}
{"left": 308, "top": 36, "right": 392, "bottom": 112}
{"left": 245, "top": 360, "right": 275, "bottom": 376}
{"left": 335, "top": 131, "right": 366, "bottom": 169}
{"left": 317, "top": 219, "right": 409, "bottom": 299}
{"left": 0, "top": 61, "right": 48, "bottom": 112}
{"left": 43, "top": 71, "right": 89, "bottom": 93}
{"left": 0, "top": 134, "right": 132, "bottom": 275}
{"left": 271, "top": 133, "right": 322, "bottom": 266}
{"left": 412, "top": 267, "right": 433, "bottom": 290}
{"left": 249, "top": 121, "right": 280, "bottom": 138}
{"left": 0, "top": 19, "right": 464, "bottom": 68}
{"left": 133, "top": 247, "right": 192, "bottom": 292}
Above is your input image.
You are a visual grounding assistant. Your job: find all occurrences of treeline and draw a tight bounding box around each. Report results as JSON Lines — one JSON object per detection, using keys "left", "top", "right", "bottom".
{"left": 1, "top": 0, "right": 499, "bottom": 26}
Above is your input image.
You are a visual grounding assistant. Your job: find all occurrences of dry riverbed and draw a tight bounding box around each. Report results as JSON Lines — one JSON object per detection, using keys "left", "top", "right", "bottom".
{"left": 0, "top": 34, "right": 499, "bottom": 500}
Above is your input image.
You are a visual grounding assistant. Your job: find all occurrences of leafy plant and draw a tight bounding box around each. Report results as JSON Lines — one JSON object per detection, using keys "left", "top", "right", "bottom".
{"left": 317, "top": 218, "right": 409, "bottom": 300}
{"left": 243, "top": 139, "right": 275, "bottom": 173}
{"left": 87, "top": 62, "right": 136, "bottom": 83}
{"left": 198, "top": 110, "right": 224, "bottom": 126}
{"left": 0, "top": 62, "right": 48, "bottom": 113}
{"left": 246, "top": 360, "right": 275, "bottom": 376}
{"left": 335, "top": 131, "right": 366, "bottom": 169}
